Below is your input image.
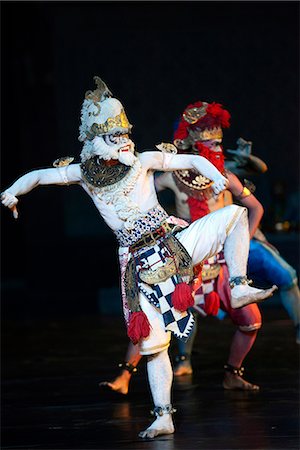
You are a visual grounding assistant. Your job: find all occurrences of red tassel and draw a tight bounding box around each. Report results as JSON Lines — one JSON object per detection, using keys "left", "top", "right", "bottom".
{"left": 172, "top": 282, "right": 194, "bottom": 312}
{"left": 127, "top": 311, "right": 151, "bottom": 344}
{"left": 203, "top": 291, "right": 220, "bottom": 316}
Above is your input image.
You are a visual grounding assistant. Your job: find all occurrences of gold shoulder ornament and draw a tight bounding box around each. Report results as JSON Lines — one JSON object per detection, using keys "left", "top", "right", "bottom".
{"left": 155, "top": 142, "right": 178, "bottom": 154}
{"left": 53, "top": 156, "right": 75, "bottom": 168}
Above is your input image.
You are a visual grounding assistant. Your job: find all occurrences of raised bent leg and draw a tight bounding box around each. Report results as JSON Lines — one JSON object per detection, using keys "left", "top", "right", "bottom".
{"left": 177, "top": 205, "right": 277, "bottom": 310}
{"left": 223, "top": 209, "right": 277, "bottom": 308}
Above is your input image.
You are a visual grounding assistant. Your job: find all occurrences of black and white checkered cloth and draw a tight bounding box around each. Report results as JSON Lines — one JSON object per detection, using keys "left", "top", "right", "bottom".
{"left": 136, "top": 241, "right": 195, "bottom": 342}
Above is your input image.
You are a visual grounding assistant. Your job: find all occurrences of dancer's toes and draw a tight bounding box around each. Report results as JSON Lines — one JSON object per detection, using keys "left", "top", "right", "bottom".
{"left": 98, "top": 379, "right": 129, "bottom": 395}
{"left": 138, "top": 426, "right": 174, "bottom": 439}
{"left": 139, "top": 409, "right": 175, "bottom": 439}
{"left": 223, "top": 377, "right": 259, "bottom": 391}
{"left": 139, "top": 429, "right": 157, "bottom": 439}
{"left": 223, "top": 373, "right": 259, "bottom": 391}
{"left": 139, "top": 420, "right": 174, "bottom": 439}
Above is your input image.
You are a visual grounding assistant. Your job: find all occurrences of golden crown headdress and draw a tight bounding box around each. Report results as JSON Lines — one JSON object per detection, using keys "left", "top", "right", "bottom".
{"left": 79, "top": 76, "right": 132, "bottom": 142}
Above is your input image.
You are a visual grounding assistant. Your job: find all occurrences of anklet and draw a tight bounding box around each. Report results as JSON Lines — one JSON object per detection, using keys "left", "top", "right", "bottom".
{"left": 118, "top": 362, "right": 138, "bottom": 374}
{"left": 229, "top": 276, "right": 253, "bottom": 289}
{"left": 175, "top": 353, "right": 190, "bottom": 363}
{"left": 224, "top": 363, "right": 245, "bottom": 377}
{"left": 150, "top": 404, "right": 177, "bottom": 417}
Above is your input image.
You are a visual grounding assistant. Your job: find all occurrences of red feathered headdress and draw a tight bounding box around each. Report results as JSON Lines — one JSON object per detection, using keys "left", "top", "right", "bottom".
{"left": 174, "top": 101, "right": 231, "bottom": 150}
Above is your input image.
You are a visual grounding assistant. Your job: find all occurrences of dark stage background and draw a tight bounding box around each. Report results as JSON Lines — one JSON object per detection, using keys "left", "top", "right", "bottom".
{"left": 1, "top": 1, "right": 299, "bottom": 319}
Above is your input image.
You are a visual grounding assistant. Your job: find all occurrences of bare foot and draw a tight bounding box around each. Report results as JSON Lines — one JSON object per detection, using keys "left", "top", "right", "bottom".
{"left": 223, "top": 372, "right": 259, "bottom": 391}
{"left": 99, "top": 374, "right": 130, "bottom": 395}
{"left": 138, "top": 415, "right": 175, "bottom": 439}
{"left": 174, "top": 361, "right": 193, "bottom": 377}
{"left": 231, "top": 284, "right": 277, "bottom": 309}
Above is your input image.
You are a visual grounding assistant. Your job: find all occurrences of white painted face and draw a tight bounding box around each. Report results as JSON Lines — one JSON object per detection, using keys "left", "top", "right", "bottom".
{"left": 104, "top": 133, "right": 135, "bottom": 154}
{"left": 93, "top": 134, "right": 136, "bottom": 166}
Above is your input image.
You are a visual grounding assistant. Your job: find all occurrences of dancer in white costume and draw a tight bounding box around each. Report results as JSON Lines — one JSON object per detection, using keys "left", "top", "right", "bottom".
{"left": 1, "top": 77, "right": 276, "bottom": 439}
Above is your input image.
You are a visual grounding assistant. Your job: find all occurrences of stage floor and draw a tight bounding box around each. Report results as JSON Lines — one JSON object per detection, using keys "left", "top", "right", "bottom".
{"left": 2, "top": 307, "right": 299, "bottom": 449}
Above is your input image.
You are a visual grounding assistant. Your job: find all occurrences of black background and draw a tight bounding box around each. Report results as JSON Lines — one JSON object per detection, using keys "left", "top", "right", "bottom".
{"left": 1, "top": 1, "right": 299, "bottom": 317}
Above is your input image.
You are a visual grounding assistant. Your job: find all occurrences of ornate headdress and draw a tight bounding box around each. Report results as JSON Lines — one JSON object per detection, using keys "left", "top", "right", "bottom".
{"left": 79, "top": 76, "right": 133, "bottom": 163}
{"left": 78, "top": 76, "right": 132, "bottom": 143}
{"left": 171, "top": 101, "right": 230, "bottom": 204}
{"left": 173, "top": 101, "right": 231, "bottom": 150}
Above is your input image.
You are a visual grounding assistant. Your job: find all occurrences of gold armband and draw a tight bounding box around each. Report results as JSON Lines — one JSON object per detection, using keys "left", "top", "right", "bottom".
{"left": 237, "top": 186, "right": 252, "bottom": 199}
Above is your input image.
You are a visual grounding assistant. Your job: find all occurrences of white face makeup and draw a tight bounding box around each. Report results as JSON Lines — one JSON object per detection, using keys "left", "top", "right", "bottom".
{"left": 97, "top": 133, "right": 136, "bottom": 166}
{"left": 104, "top": 134, "right": 135, "bottom": 154}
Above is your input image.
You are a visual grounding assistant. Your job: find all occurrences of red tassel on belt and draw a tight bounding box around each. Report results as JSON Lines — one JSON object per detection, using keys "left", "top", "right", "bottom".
{"left": 172, "top": 282, "right": 195, "bottom": 312}
{"left": 127, "top": 311, "right": 151, "bottom": 344}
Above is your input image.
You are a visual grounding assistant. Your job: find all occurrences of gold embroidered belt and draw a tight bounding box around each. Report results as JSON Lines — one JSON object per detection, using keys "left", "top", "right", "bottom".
{"left": 202, "top": 264, "right": 221, "bottom": 281}
{"left": 124, "top": 227, "right": 194, "bottom": 313}
{"left": 129, "top": 221, "right": 176, "bottom": 253}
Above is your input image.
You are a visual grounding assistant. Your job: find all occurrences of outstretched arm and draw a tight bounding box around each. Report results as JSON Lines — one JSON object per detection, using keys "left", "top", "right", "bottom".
{"left": 140, "top": 152, "right": 229, "bottom": 195}
{"left": 1, "top": 164, "right": 82, "bottom": 219}
{"left": 227, "top": 171, "right": 263, "bottom": 238}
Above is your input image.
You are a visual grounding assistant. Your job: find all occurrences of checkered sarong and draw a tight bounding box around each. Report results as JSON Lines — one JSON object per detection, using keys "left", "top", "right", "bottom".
{"left": 136, "top": 240, "right": 195, "bottom": 341}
